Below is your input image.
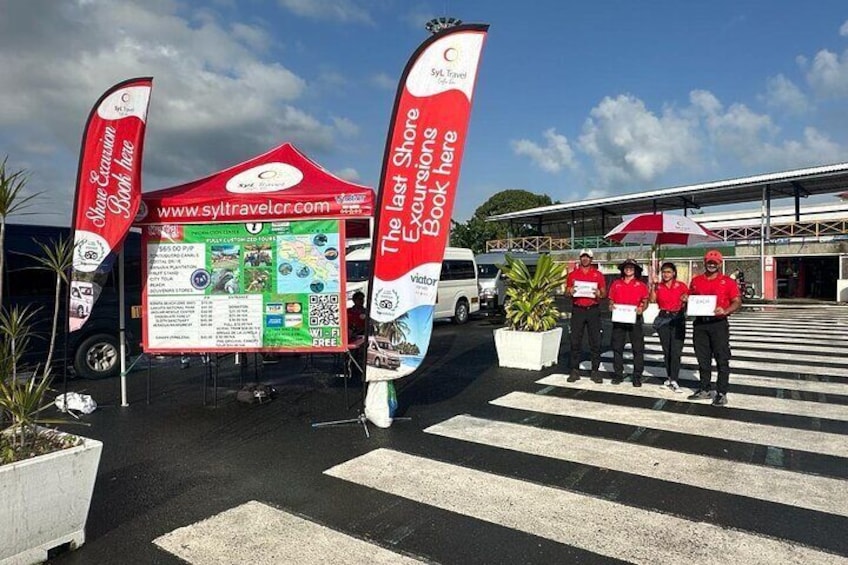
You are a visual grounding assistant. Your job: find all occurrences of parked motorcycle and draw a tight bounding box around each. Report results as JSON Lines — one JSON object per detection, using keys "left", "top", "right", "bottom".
{"left": 738, "top": 280, "right": 756, "bottom": 300}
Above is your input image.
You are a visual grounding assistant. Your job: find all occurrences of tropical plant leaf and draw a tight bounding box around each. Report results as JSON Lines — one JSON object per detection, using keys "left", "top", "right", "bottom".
{"left": 500, "top": 254, "right": 567, "bottom": 332}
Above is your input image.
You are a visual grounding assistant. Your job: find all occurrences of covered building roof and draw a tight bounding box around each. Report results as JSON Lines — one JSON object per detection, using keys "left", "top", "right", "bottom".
{"left": 487, "top": 162, "right": 848, "bottom": 237}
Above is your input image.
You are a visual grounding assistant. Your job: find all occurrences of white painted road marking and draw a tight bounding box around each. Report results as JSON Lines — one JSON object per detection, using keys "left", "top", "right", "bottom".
{"left": 154, "top": 501, "right": 426, "bottom": 565}
{"left": 491, "top": 392, "right": 848, "bottom": 458}
{"left": 326, "top": 449, "right": 847, "bottom": 565}
{"left": 426, "top": 415, "right": 848, "bottom": 517}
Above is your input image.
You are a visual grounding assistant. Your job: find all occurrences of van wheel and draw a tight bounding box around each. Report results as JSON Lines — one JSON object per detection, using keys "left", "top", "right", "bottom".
{"left": 453, "top": 299, "right": 469, "bottom": 325}
{"left": 374, "top": 357, "right": 382, "bottom": 368}
{"left": 74, "top": 333, "right": 120, "bottom": 379}
{"left": 76, "top": 305, "right": 85, "bottom": 318}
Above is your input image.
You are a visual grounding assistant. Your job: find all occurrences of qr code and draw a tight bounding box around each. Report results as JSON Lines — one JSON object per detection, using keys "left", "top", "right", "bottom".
{"left": 309, "top": 294, "right": 340, "bottom": 327}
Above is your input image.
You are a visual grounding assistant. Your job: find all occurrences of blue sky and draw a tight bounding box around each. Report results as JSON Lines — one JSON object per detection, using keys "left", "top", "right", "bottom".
{"left": 3, "top": 0, "right": 848, "bottom": 226}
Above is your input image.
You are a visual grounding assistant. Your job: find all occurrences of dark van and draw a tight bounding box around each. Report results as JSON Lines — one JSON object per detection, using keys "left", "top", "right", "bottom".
{"left": 2, "top": 223, "right": 141, "bottom": 379}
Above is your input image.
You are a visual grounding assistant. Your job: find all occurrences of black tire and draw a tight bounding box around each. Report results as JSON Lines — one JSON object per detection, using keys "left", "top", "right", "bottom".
{"left": 744, "top": 287, "right": 755, "bottom": 300}
{"left": 453, "top": 299, "right": 469, "bottom": 325}
{"left": 74, "top": 333, "right": 120, "bottom": 379}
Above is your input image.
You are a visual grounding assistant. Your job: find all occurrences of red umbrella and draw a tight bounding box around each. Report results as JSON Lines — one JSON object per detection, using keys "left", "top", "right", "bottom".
{"left": 605, "top": 212, "right": 721, "bottom": 245}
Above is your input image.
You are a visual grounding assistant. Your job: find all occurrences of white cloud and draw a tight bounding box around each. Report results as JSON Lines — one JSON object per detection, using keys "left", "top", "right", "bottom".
{"left": 332, "top": 116, "right": 359, "bottom": 138}
{"left": 840, "top": 20, "right": 848, "bottom": 37}
{"left": 511, "top": 128, "right": 577, "bottom": 173}
{"left": 371, "top": 72, "right": 397, "bottom": 90}
{"left": 0, "top": 0, "right": 358, "bottom": 222}
{"left": 334, "top": 167, "right": 360, "bottom": 181}
{"left": 277, "top": 0, "right": 373, "bottom": 24}
{"left": 763, "top": 74, "right": 810, "bottom": 114}
{"left": 689, "top": 90, "right": 845, "bottom": 170}
{"left": 577, "top": 94, "right": 700, "bottom": 188}
{"left": 805, "top": 48, "right": 848, "bottom": 98}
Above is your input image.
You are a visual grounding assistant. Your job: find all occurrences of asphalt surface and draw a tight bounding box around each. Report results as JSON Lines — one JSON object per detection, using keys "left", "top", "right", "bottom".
{"left": 49, "top": 315, "right": 536, "bottom": 564}
{"left": 46, "top": 305, "right": 848, "bottom": 564}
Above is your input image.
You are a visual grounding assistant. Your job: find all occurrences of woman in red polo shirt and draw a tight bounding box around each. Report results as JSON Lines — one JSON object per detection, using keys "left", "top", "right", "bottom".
{"left": 608, "top": 259, "right": 649, "bottom": 386}
{"left": 649, "top": 262, "right": 688, "bottom": 392}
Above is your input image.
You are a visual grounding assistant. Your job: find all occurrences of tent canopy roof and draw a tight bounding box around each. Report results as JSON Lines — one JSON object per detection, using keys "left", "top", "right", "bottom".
{"left": 136, "top": 143, "right": 373, "bottom": 226}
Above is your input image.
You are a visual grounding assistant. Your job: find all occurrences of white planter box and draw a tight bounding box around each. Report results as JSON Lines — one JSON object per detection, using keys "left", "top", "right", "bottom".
{"left": 494, "top": 327, "right": 563, "bottom": 370}
{"left": 0, "top": 432, "right": 102, "bottom": 565}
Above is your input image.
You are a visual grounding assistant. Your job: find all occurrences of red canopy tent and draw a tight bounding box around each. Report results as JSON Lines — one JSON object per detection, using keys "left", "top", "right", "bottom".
{"left": 135, "top": 142, "right": 373, "bottom": 235}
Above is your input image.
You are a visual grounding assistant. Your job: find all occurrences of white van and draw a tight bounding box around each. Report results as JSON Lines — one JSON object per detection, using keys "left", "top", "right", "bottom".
{"left": 475, "top": 252, "right": 543, "bottom": 314}
{"left": 345, "top": 246, "right": 480, "bottom": 324}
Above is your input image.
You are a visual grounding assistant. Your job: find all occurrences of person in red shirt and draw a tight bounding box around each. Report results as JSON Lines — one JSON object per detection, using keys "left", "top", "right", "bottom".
{"left": 687, "top": 250, "right": 742, "bottom": 406}
{"left": 649, "top": 262, "right": 688, "bottom": 392}
{"left": 566, "top": 249, "right": 607, "bottom": 383}
{"left": 608, "top": 259, "right": 649, "bottom": 386}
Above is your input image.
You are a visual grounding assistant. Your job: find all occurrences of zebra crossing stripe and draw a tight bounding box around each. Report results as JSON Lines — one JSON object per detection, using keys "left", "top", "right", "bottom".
{"left": 578, "top": 362, "right": 848, "bottom": 396}
{"left": 643, "top": 336, "right": 848, "bottom": 356}
{"left": 595, "top": 350, "right": 848, "bottom": 377}
{"left": 538, "top": 374, "right": 848, "bottom": 421}
{"left": 637, "top": 342, "right": 848, "bottom": 366}
{"left": 719, "top": 335, "right": 848, "bottom": 348}
{"left": 325, "top": 449, "right": 846, "bottom": 565}
{"left": 153, "top": 500, "right": 425, "bottom": 565}
{"left": 425, "top": 415, "right": 848, "bottom": 517}
{"left": 490, "top": 392, "right": 848, "bottom": 458}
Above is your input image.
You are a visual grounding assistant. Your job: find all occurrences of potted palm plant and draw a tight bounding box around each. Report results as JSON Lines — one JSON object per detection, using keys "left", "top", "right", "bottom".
{"left": 0, "top": 157, "right": 103, "bottom": 564}
{"left": 494, "top": 253, "right": 567, "bottom": 370}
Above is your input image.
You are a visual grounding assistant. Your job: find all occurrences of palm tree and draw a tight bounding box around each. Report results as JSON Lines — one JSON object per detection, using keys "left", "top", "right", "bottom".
{"left": 0, "top": 157, "right": 40, "bottom": 305}
{"left": 20, "top": 237, "right": 74, "bottom": 374}
{"left": 375, "top": 313, "right": 411, "bottom": 345}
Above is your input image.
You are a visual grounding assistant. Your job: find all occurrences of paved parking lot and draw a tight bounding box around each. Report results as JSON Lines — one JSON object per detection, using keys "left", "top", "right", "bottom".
{"left": 51, "top": 306, "right": 848, "bottom": 564}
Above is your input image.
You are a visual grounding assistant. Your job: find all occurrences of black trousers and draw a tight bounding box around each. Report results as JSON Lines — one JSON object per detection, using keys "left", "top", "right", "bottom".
{"left": 611, "top": 320, "right": 644, "bottom": 378}
{"left": 656, "top": 313, "right": 685, "bottom": 380}
{"left": 570, "top": 306, "right": 601, "bottom": 372}
{"left": 692, "top": 318, "right": 732, "bottom": 394}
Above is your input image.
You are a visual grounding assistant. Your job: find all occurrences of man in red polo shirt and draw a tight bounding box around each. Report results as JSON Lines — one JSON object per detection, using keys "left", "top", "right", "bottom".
{"left": 608, "top": 258, "right": 649, "bottom": 386}
{"left": 566, "top": 249, "right": 606, "bottom": 383}
{"left": 687, "top": 250, "right": 742, "bottom": 406}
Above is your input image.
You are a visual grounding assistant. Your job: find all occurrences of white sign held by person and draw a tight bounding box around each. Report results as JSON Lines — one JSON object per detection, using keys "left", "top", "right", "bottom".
{"left": 686, "top": 295, "right": 717, "bottom": 317}
{"left": 611, "top": 304, "right": 637, "bottom": 324}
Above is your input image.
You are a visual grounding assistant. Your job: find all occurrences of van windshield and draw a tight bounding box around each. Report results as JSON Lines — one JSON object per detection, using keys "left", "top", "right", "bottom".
{"left": 346, "top": 260, "right": 370, "bottom": 282}
{"left": 477, "top": 264, "right": 500, "bottom": 278}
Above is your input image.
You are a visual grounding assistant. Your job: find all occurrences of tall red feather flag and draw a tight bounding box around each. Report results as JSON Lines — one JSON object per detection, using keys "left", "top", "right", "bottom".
{"left": 366, "top": 24, "right": 489, "bottom": 385}
{"left": 69, "top": 77, "right": 153, "bottom": 332}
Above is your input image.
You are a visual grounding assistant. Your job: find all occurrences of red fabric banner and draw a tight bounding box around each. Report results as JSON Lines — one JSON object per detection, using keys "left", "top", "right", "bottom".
{"left": 69, "top": 77, "right": 153, "bottom": 332}
{"left": 366, "top": 24, "right": 488, "bottom": 383}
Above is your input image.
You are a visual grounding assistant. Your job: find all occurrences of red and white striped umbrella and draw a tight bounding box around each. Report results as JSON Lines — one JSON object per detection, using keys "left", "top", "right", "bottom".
{"left": 604, "top": 212, "right": 721, "bottom": 245}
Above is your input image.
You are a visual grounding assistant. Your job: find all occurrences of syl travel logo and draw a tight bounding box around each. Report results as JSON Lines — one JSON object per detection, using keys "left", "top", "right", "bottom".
{"left": 226, "top": 163, "right": 304, "bottom": 194}
{"left": 111, "top": 91, "right": 137, "bottom": 118}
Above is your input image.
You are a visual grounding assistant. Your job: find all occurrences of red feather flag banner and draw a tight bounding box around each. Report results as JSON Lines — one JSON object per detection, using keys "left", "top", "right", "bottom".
{"left": 366, "top": 23, "right": 489, "bottom": 383}
{"left": 362, "top": 23, "right": 488, "bottom": 427}
{"left": 69, "top": 77, "right": 153, "bottom": 332}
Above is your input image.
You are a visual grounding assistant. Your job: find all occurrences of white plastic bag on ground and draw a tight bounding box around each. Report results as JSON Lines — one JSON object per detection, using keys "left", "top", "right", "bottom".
{"left": 55, "top": 392, "right": 97, "bottom": 414}
{"left": 364, "top": 382, "right": 393, "bottom": 428}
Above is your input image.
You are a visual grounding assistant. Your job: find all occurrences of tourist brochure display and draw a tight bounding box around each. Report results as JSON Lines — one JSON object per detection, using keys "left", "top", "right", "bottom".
{"left": 611, "top": 304, "right": 638, "bottom": 324}
{"left": 143, "top": 220, "right": 346, "bottom": 353}
{"left": 686, "top": 294, "right": 717, "bottom": 317}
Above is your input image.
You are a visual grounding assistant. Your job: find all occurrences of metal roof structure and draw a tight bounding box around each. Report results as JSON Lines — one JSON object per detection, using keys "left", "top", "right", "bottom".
{"left": 486, "top": 162, "right": 848, "bottom": 237}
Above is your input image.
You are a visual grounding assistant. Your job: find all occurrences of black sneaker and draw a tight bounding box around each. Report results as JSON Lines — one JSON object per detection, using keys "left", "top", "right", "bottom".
{"left": 712, "top": 393, "right": 728, "bottom": 406}
{"left": 567, "top": 371, "right": 580, "bottom": 383}
{"left": 632, "top": 376, "right": 642, "bottom": 387}
{"left": 611, "top": 375, "right": 623, "bottom": 385}
{"left": 590, "top": 371, "right": 603, "bottom": 384}
{"left": 687, "top": 390, "right": 712, "bottom": 401}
